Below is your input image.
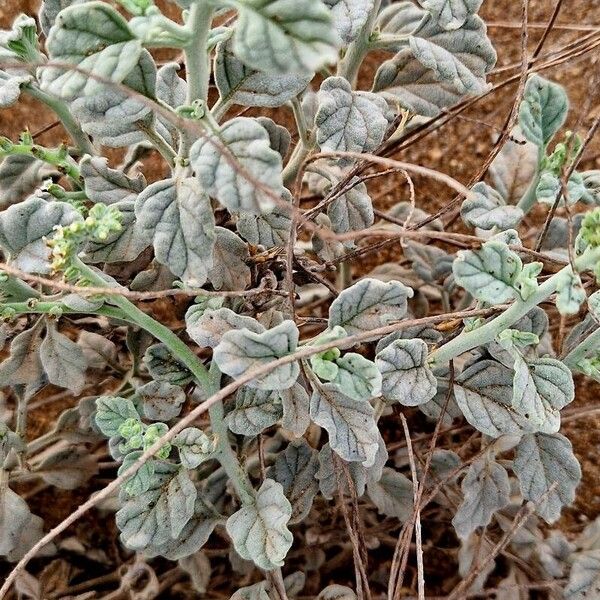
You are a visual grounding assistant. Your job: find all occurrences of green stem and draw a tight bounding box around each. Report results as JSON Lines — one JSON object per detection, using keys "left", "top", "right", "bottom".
{"left": 207, "top": 363, "right": 255, "bottom": 504}
{"left": 516, "top": 147, "right": 545, "bottom": 213}
{"left": 282, "top": 139, "right": 313, "bottom": 185}
{"left": 1, "top": 301, "right": 132, "bottom": 322}
{"left": 337, "top": 0, "right": 381, "bottom": 86}
{"left": 185, "top": 1, "right": 214, "bottom": 105}
{"left": 136, "top": 122, "right": 177, "bottom": 168}
{"left": 76, "top": 260, "right": 213, "bottom": 395}
{"left": 429, "top": 247, "right": 600, "bottom": 368}
{"left": 290, "top": 97, "right": 311, "bottom": 148}
{"left": 24, "top": 85, "right": 95, "bottom": 156}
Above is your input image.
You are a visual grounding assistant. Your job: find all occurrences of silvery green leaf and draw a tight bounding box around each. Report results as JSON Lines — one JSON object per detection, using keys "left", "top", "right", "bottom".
{"left": 323, "top": 0, "right": 373, "bottom": 45}
{"left": 226, "top": 387, "right": 283, "bottom": 435}
{"left": 215, "top": 37, "right": 310, "bottom": 107}
{"left": 316, "top": 442, "right": 367, "bottom": 498}
{"left": 366, "top": 466, "right": 413, "bottom": 521}
{"left": 144, "top": 495, "right": 220, "bottom": 560}
{"left": 564, "top": 550, "right": 600, "bottom": 600}
{"left": 0, "top": 489, "right": 44, "bottom": 559}
{"left": 231, "top": 582, "right": 270, "bottom": 600}
{"left": 511, "top": 356, "right": 573, "bottom": 432}
{"left": 375, "top": 339, "right": 437, "bottom": 406}
{"left": 458, "top": 534, "right": 495, "bottom": 593}
{"left": 237, "top": 189, "right": 292, "bottom": 247}
{"left": 555, "top": 268, "right": 586, "bottom": 316}
{"left": 536, "top": 171, "right": 585, "bottom": 207}
{"left": 256, "top": 116, "right": 291, "bottom": 159}
{"left": 280, "top": 382, "right": 311, "bottom": 436}
{"left": 226, "top": 478, "right": 293, "bottom": 571}
{"left": 156, "top": 62, "right": 187, "bottom": 109}
{"left": 231, "top": 0, "right": 339, "bottom": 74}
{"left": 39, "top": 0, "right": 86, "bottom": 36}
{"left": 376, "top": 324, "right": 442, "bottom": 353}
{"left": 84, "top": 201, "right": 148, "bottom": 263}
{"left": 581, "top": 170, "right": 600, "bottom": 205}
{"left": 0, "top": 324, "right": 45, "bottom": 390}
{"left": 417, "top": 0, "right": 483, "bottom": 30}
{"left": 329, "top": 278, "right": 413, "bottom": 334}
{"left": 327, "top": 178, "right": 374, "bottom": 234}
{"left": 537, "top": 532, "right": 574, "bottom": 578}
{"left": 80, "top": 155, "right": 146, "bottom": 205}
{"left": 316, "top": 77, "right": 389, "bottom": 154}
{"left": 0, "top": 155, "right": 56, "bottom": 208}
{"left": 0, "top": 195, "right": 82, "bottom": 273}
{"left": 186, "top": 306, "right": 264, "bottom": 349}
{"left": 178, "top": 551, "right": 211, "bottom": 594}
{"left": 267, "top": 439, "right": 319, "bottom": 523}
{"left": 41, "top": 3, "right": 142, "bottom": 100}
{"left": 310, "top": 383, "right": 379, "bottom": 466}
{"left": 130, "top": 260, "right": 176, "bottom": 292}
{"left": 70, "top": 49, "right": 157, "bottom": 148}
{"left": 135, "top": 178, "right": 215, "bottom": 286}
{"left": 454, "top": 360, "right": 534, "bottom": 437}
{"left": 419, "top": 376, "right": 463, "bottom": 424}
{"left": 40, "top": 321, "right": 87, "bottom": 394}
{"left": 373, "top": 15, "right": 495, "bottom": 117}
{"left": 173, "top": 427, "right": 216, "bottom": 469}
{"left": 137, "top": 381, "right": 186, "bottom": 422}
{"left": 453, "top": 241, "right": 523, "bottom": 303}
{"left": 143, "top": 344, "right": 193, "bottom": 386}
{"left": 0, "top": 71, "right": 31, "bottom": 109}
{"left": 317, "top": 585, "right": 357, "bottom": 600}
{"left": 118, "top": 451, "right": 155, "bottom": 496}
{"left": 404, "top": 240, "right": 453, "bottom": 283}
{"left": 452, "top": 456, "right": 510, "bottom": 539}
{"left": 514, "top": 433, "right": 581, "bottom": 523}
{"left": 490, "top": 127, "right": 540, "bottom": 204}
{"left": 461, "top": 182, "right": 523, "bottom": 231}
{"left": 331, "top": 353, "right": 382, "bottom": 400}
{"left": 214, "top": 320, "right": 299, "bottom": 390}
{"left": 208, "top": 227, "right": 252, "bottom": 291}
{"left": 519, "top": 74, "right": 568, "bottom": 147}
{"left": 376, "top": 2, "right": 426, "bottom": 38}
{"left": 95, "top": 396, "right": 139, "bottom": 437}
{"left": 191, "top": 117, "right": 283, "bottom": 214}
{"left": 117, "top": 463, "right": 197, "bottom": 549}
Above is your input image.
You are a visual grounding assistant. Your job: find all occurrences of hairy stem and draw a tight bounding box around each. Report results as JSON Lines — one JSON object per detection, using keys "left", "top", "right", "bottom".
{"left": 185, "top": 1, "right": 214, "bottom": 105}
{"left": 336, "top": 0, "right": 382, "bottom": 86}
{"left": 24, "top": 85, "right": 95, "bottom": 156}
{"left": 429, "top": 247, "right": 600, "bottom": 367}
{"left": 75, "top": 260, "right": 213, "bottom": 394}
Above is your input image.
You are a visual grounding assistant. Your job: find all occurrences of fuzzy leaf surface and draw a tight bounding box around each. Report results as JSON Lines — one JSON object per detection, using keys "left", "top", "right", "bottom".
{"left": 214, "top": 320, "right": 299, "bottom": 390}
{"left": 454, "top": 360, "right": 535, "bottom": 437}
{"left": 452, "top": 457, "right": 510, "bottom": 538}
{"left": 190, "top": 117, "right": 283, "bottom": 214}
{"left": 373, "top": 15, "right": 495, "bottom": 116}
{"left": 267, "top": 439, "right": 319, "bottom": 523}
{"left": 519, "top": 74, "right": 568, "bottom": 147}
{"left": 309, "top": 383, "right": 379, "bottom": 466}
{"left": 375, "top": 339, "right": 437, "bottom": 406}
{"left": 513, "top": 432, "right": 581, "bottom": 523}
{"left": 329, "top": 278, "right": 413, "bottom": 334}
{"left": 116, "top": 464, "right": 197, "bottom": 549}
{"left": 0, "top": 196, "right": 81, "bottom": 273}
{"left": 231, "top": 0, "right": 339, "bottom": 74}
{"left": 135, "top": 178, "right": 215, "bottom": 287}
{"left": 316, "top": 77, "right": 389, "bottom": 154}
{"left": 215, "top": 37, "right": 310, "bottom": 107}
{"left": 226, "top": 478, "right": 293, "bottom": 570}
